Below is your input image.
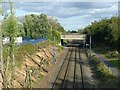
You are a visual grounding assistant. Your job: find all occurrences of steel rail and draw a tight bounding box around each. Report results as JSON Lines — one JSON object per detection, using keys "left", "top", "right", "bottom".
{"left": 78, "top": 47, "right": 85, "bottom": 90}
{"left": 73, "top": 46, "right": 77, "bottom": 89}
{"left": 51, "top": 47, "right": 72, "bottom": 90}
{"left": 61, "top": 47, "right": 73, "bottom": 90}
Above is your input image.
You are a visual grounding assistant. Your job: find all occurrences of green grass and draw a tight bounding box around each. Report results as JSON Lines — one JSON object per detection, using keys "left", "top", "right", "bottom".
{"left": 92, "top": 47, "right": 110, "bottom": 54}
{"left": 92, "top": 56, "right": 118, "bottom": 87}
{"left": 3, "top": 40, "right": 64, "bottom": 68}
{"left": 3, "top": 41, "right": 47, "bottom": 67}
{"left": 105, "top": 53, "right": 119, "bottom": 69}
{"left": 93, "top": 47, "right": 119, "bottom": 70}
{"left": 109, "top": 58, "right": 120, "bottom": 69}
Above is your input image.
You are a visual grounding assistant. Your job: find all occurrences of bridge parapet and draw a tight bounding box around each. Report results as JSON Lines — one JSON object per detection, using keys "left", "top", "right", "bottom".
{"left": 61, "top": 34, "right": 86, "bottom": 40}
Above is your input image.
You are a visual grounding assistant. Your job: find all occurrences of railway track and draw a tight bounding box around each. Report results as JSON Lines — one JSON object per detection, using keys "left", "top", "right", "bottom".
{"left": 51, "top": 46, "right": 85, "bottom": 90}
{"left": 78, "top": 47, "right": 84, "bottom": 89}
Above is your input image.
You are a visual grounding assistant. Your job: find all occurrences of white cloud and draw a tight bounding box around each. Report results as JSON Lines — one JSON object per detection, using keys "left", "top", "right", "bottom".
{"left": 3, "top": 0, "right": 120, "bottom": 2}
{"left": 14, "top": 2, "right": 117, "bottom": 18}
{"left": 59, "top": 15, "right": 98, "bottom": 30}
{"left": 1, "top": 2, "right": 118, "bottom": 30}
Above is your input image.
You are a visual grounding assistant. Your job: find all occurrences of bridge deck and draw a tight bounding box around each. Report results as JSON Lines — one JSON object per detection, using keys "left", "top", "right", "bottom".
{"left": 61, "top": 34, "right": 86, "bottom": 40}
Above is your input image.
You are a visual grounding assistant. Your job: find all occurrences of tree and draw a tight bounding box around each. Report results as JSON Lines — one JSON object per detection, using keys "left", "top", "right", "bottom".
{"left": 2, "top": 13, "right": 19, "bottom": 88}
{"left": 2, "top": 0, "right": 19, "bottom": 87}
{"left": 48, "top": 16, "right": 65, "bottom": 33}
{"left": 77, "top": 29, "right": 84, "bottom": 34}
{"left": 50, "top": 30, "right": 61, "bottom": 44}
{"left": 23, "top": 15, "right": 34, "bottom": 39}
{"left": 22, "top": 13, "right": 65, "bottom": 40}
{"left": 82, "top": 16, "right": 119, "bottom": 49}
{"left": 109, "top": 17, "right": 119, "bottom": 47}
{"left": 0, "top": 0, "right": 3, "bottom": 88}
{"left": 23, "top": 14, "right": 51, "bottom": 39}
{"left": 39, "top": 14, "right": 51, "bottom": 38}
{"left": 30, "top": 14, "right": 41, "bottom": 39}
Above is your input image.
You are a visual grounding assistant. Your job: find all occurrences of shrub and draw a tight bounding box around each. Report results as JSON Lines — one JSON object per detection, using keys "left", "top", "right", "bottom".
{"left": 57, "top": 45, "right": 64, "bottom": 52}
{"left": 49, "top": 30, "right": 61, "bottom": 44}
{"left": 106, "top": 51, "right": 118, "bottom": 58}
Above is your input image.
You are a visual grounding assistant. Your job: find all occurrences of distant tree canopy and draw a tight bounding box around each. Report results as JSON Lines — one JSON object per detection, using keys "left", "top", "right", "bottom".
{"left": 66, "top": 30, "right": 77, "bottom": 33}
{"left": 77, "top": 29, "right": 84, "bottom": 34}
{"left": 81, "top": 16, "right": 119, "bottom": 49}
{"left": 22, "top": 13, "right": 65, "bottom": 41}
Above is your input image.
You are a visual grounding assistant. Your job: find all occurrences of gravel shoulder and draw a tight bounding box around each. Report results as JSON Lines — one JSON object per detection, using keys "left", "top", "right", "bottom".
{"left": 80, "top": 49, "right": 100, "bottom": 88}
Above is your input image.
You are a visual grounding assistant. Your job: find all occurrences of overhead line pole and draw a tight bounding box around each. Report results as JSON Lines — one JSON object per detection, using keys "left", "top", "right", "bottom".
{"left": 9, "top": 0, "right": 12, "bottom": 14}
{"left": 90, "top": 36, "right": 91, "bottom": 49}
{"left": 54, "top": 36, "right": 56, "bottom": 64}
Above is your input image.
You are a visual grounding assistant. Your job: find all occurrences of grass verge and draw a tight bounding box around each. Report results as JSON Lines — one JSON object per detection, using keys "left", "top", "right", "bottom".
{"left": 3, "top": 40, "right": 64, "bottom": 67}
{"left": 87, "top": 50, "right": 118, "bottom": 88}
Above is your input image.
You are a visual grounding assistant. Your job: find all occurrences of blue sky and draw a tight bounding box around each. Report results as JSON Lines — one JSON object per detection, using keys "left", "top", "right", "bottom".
{"left": 1, "top": 1, "right": 119, "bottom": 31}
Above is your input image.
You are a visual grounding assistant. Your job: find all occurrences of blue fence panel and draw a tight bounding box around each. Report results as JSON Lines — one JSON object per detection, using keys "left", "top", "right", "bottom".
{"left": 20, "top": 38, "right": 47, "bottom": 45}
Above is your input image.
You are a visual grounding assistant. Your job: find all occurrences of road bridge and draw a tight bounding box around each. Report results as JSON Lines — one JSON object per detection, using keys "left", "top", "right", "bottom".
{"left": 61, "top": 34, "right": 86, "bottom": 40}
{"left": 60, "top": 34, "right": 86, "bottom": 46}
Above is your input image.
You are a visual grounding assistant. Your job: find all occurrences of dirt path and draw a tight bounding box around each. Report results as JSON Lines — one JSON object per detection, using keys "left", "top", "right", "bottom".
{"left": 96, "top": 54, "right": 120, "bottom": 81}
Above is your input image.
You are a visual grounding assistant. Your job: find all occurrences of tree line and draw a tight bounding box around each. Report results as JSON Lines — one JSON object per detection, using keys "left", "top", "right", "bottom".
{"left": 20, "top": 14, "right": 65, "bottom": 43}
{"left": 2, "top": 13, "right": 65, "bottom": 43}
{"left": 79, "top": 16, "right": 120, "bottom": 51}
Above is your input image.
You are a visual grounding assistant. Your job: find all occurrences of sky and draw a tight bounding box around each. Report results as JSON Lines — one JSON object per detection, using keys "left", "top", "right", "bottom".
{"left": 1, "top": 0, "right": 119, "bottom": 31}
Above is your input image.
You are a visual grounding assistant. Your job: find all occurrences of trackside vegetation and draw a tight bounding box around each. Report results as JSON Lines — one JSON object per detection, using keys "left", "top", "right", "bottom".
{"left": 80, "top": 16, "right": 119, "bottom": 71}
{"left": 86, "top": 50, "right": 118, "bottom": 88}
{"left": 3, "top": 40, "right": 64, "bottom": 67}
{"left": 80, "top": 16, "right": 119, "bottom": 51}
